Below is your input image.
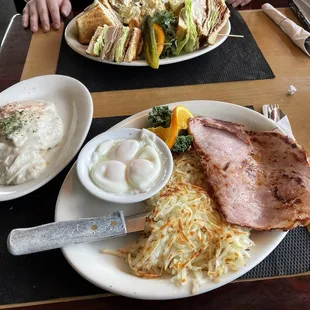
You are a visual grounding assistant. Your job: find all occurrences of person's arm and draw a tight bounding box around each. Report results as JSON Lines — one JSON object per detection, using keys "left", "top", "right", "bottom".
{"left": 22, "top": 0, "right": 72, "bottom": 32}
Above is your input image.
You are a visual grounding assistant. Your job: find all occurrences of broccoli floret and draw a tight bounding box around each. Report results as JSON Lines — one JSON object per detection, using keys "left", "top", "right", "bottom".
{"left": 172, "top": 135, "right": 194, "bottom": 153}
{"left": 148, "top": 106, "right": 172, "bottom": 128}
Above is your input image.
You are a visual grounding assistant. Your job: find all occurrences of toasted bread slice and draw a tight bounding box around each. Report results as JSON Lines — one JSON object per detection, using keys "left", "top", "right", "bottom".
{"left": 124, "top": 27, "right": 142, "bottom": 63}
{"left": 168, "top": 0, "right": 185, "bottom": 16}
{"left": 129, "top": 17, "right": 141, "bottom": 29}
{"left": 76, "top": 2, "right": 121, "bottom": 45}
{"left": 99, "top": 0, "right": 113, "bottom": 9}
{"left": 99, "top": 0, "right": 123, "bottom": 25}
{"left": 176, "top": 11, "right": 187, "bottom": 41}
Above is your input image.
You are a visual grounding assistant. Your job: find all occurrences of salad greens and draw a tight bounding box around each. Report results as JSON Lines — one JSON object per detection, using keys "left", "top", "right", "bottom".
{"left": 172, "top": 135, "right": 194, "bottom": 153}
{"left": 151, "top": 0, "right": 199, "bottom": 58}
{"left": 152, "top": 11, "right": 178, "bottom": 58}
{"left": 148, "top": 106, "right": 172, "bottom": 128}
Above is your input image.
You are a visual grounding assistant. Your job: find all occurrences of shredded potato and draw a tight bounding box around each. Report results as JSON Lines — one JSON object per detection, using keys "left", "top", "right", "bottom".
{"left": 103, "top": 150, "right": 254, "bottom": 293}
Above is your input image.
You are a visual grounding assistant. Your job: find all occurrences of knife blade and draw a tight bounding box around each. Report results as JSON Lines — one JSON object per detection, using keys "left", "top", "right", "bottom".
{"left": 7, "top": 211, "right": 148, "bottom": 256}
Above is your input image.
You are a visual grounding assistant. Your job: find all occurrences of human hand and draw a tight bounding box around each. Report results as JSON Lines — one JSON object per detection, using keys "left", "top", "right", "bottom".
{"left": 227, "top": 0, "right": 251, "bottom": 8}
{"left": 22, "top": 0, "right": 72, "bottom": 32}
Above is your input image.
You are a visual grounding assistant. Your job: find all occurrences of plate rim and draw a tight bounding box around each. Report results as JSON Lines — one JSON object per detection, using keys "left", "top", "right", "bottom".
{"left": 0, "top": 74, "right": 94, "bottom": 201}
{"left": 64, "top": 14, "right": 231, "bottom": 67}
{"left": 55, "top": 100, "right": 288, "bottom": 300}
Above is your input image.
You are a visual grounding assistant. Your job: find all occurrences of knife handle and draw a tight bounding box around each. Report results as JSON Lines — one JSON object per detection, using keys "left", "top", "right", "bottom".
{"left": 7, "top": 211, "right": 126, "bottom": 256}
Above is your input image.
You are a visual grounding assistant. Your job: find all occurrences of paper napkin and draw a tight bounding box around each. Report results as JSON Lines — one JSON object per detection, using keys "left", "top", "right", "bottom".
{"left": 262, "top": 104, "right": 296, "bottom": 140}
{"left": 276, "top": 115, "right": 296, "bottom": 140}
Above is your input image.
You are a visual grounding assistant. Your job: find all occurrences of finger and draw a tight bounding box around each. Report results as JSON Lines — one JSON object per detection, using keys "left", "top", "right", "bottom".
{"left": 47, "top": 0, "right": 61, "bottom": 29}
{"left": 37, "top": 0, "right": 50, "bottom": 32}
{"left": 232, "top": 0, "right": 243, "bottom": 8}
{"left": 60, "top": 0, "right": 72, "bottom": 18}
{"left": 29, "top": 2, "right": 39, "bottom": 32}
{"left": 22, "top": 5, "right": 30, "bottom": 28}
{"left": 226, "top": 0, "right": 234, "bottom": 3}
{"left": 241, "top": 0, "right": 251, "bottom": 6}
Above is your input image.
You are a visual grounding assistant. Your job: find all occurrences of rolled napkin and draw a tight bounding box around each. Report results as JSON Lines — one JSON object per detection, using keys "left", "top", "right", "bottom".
{"left": 262, "top": 3, "right": 310, "bottom": 57}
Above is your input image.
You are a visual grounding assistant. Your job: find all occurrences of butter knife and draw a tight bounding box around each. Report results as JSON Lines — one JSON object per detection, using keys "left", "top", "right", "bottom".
{"left": 7, "top": 211, "right": 148, "bottom": 256}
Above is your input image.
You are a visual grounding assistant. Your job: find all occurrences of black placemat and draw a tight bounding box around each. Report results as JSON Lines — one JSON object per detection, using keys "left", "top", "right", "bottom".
{"left": 56, "top": 8, "right": 275, "bottom": 92}
{"left": 1, "top": 114, "right": 309, "bottom": 306}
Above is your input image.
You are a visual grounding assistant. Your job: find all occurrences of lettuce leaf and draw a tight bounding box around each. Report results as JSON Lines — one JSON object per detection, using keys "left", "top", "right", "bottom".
{"left": 183, "top": 0, "right": 199, "bottom": 53}
{"left": 175, "top": 0, "right": 199, "bottom": 55}
{"left": 93, "top": 35, "right": 103, "bottom": 56}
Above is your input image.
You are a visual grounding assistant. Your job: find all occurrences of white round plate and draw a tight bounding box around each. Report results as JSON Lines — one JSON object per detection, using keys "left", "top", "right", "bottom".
{"left": 55, "top": 100, "right": 287, "bottom": 300}
{"left": 65, "top": 13, "right": 231, "bottom": 67}
{"left": 0, "top": 75, "right": 93, "bottom": 201}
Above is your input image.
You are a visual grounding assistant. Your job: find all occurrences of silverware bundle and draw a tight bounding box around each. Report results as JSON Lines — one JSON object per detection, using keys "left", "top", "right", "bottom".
{"left": 262, "top": 104, "right": 286, "bottom": 122}
{"left": 289, "top": 0, "right": 310, "bottom": 32}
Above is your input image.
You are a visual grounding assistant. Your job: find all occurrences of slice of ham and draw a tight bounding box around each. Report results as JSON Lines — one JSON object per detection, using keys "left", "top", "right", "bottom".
{"left": 188, "top": 116, "right": 310, "bottom": 231}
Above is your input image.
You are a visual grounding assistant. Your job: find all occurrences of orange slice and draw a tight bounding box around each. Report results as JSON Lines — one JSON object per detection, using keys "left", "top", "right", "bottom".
{"left": 148, "top": 126, "right": 176, "bottom": 149}
{"left": 147, "top": 126, "right": 170, "bottom": 141}
{"left": 165, "top": 106, "right": 194, "bottom": 148}
{"left": 154, "top": 23, "right": 165, "bottom": 56}
{"left": 147, "top": 106, "right": 194, "bottom": 149}
{"left": 172, "top": 105, "right": 194, "bottom": 132}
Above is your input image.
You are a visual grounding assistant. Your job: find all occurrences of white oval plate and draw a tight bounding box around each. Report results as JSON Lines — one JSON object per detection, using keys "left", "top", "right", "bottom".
{"left": 65, "top": 13, "right": 231, "bottom": 67}
{"left": 55, "top": 100, "right": 287, "bottom": 300}
{"left": 0, "top": 75, "right": 93, "bottom": 201}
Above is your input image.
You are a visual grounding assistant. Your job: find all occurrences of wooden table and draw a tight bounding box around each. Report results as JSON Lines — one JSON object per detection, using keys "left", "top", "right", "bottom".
{"left": 0, "top": 2, "right": 310, "bottom": 310}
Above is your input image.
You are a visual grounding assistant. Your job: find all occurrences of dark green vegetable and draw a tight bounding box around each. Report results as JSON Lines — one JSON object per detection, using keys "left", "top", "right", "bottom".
{"left": 142, "top": 16, "right": 159, "bottom": 69}
{"left": 172, "top": 135, "right": 194, "bottom": 153}
{"left": 152, "top": 11, "right": 178, "bottom": 58}
{"left": 148, "top": 106, "right": 172, "bottom": 128}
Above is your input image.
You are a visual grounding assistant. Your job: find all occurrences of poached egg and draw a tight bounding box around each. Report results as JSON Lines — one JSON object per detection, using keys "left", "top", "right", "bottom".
{"left": 89, "top": 129, "right": 164, "bottom": 195}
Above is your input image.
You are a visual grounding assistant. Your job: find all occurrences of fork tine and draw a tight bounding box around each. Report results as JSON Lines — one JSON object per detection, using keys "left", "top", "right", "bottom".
{"left": 267, "top": 104, "right": 272, "bottom": 117}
